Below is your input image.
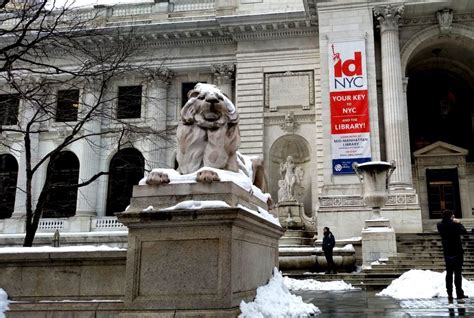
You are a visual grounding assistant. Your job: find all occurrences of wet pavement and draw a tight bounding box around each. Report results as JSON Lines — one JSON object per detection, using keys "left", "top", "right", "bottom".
{"left": 295, "top": 289, "right": 474, "bottom": 317}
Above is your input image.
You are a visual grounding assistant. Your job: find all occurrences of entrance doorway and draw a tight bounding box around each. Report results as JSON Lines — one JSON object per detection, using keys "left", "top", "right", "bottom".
{"left": 426, "top": 168, "right": 461, "bottom": 219}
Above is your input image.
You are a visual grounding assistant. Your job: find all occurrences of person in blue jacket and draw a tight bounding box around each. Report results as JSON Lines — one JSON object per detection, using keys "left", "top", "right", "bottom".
{"left": 437, "top": 209, "right": 468, "bottom": 303}
{"left": 322, "top": 227, "right": 336, "bottom": 274}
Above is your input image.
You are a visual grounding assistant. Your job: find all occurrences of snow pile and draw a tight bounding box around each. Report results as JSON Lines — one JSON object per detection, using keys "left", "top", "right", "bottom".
{"left": 0, "top": 289, "right": 8, "bottom": 318}
{"left": 378, "top": 269, "right": 474, "bottom": 299}
{"left": 0, "top": 245, "right": 125, "bottom": 254}
{"left": 284, "top": 277, "right": 357, "bottom": 291}
{"left": 239, "top": 268, "right": 320, "bottom": 317}
{"left": 161, "top": 200, "right": 230, "bottom": 211}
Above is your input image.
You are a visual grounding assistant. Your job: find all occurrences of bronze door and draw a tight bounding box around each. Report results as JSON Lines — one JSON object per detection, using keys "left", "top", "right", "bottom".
{"left": 426, "top": 168, "right": 461, "bottom": 219}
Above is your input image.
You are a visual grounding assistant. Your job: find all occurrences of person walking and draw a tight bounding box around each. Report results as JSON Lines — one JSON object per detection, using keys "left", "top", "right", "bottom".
{"left": 322, "top": 227, "right": 336, "bottom": 274}
{"left": 437, "top": 209, "right": 468, "bottom": 303}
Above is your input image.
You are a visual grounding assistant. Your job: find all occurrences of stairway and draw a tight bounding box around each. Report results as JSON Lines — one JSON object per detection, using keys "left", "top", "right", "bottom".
{"left": 365, "top": 233, "right": 474, "bottom": 279}
{"left": 286, "top": 232, "right": 474, "bottom": 290}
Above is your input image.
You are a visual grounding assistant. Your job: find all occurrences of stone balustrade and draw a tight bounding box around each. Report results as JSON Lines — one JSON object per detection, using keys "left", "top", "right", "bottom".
{"left": 0, "top": 216, "right": 127, "bottom": 234}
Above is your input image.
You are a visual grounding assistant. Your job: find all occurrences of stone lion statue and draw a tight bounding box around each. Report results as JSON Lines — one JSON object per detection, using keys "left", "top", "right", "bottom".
{"left": 146, "top": 83, "right": 267, "bottom": 192}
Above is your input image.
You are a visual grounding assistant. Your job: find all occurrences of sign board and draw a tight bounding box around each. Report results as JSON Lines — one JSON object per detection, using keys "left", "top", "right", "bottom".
{"left": 329, "top": 40, "right": 371, "bottom": 174}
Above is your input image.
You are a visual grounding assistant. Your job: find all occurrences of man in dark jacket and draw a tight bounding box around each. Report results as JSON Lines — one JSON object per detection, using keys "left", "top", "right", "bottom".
{"left": 437, "top": 209, "right": 468, "bottom": 303}
{"left": 322, "top": 227, "right": 336, "bottom": 274}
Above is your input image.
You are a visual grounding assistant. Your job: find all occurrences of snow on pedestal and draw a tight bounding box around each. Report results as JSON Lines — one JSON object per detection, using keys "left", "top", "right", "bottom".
{"left": 0, "top": 288, "right": 9, "bottom": 318}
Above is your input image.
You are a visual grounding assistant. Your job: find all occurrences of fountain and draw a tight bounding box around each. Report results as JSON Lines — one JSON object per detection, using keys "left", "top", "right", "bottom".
{"left": 353, "top": 160, "right": 397, "bottom": 265}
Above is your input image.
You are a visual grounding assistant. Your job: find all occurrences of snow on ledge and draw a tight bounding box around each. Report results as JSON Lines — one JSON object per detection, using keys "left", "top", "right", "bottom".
{"left": 139, "top": 165, "right": 271, "bottom": 204}
{"left": 0, "top": 245, "right": 125, "bottom": 254}
{"left": 0, "top": 288, "right": 9, "bottom": 318}
{"left": 161, "top": 200, "right": 230, "bottom": 211}
{"left": 237, "top": 204, "right": 280, "bottom": 227}
{"left": 239, "top": 268, "right": 320, "bottom": 317}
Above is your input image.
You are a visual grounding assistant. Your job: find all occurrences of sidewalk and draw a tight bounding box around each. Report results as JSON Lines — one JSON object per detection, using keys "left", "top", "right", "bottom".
{"left": 295, "top": 289, "right": 473, "bottom": 317}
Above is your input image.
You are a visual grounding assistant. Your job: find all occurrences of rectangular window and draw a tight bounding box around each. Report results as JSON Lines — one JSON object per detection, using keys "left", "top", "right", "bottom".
{"left": 56, "top": 89, "right": 79, "bottom": 122}
{"left": 181, "top": 82, "right": 203, "bottom": 107}
{"left": 0, "top": 94, "right": 19, "bottom": 126}
{"left": 117, "top": 86, "right": 142, "bottom": 119}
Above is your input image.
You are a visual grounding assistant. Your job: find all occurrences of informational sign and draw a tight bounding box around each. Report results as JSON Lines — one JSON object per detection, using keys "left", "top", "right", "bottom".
{"left": 329, "top": 40, "right": 371, "bottom": 174}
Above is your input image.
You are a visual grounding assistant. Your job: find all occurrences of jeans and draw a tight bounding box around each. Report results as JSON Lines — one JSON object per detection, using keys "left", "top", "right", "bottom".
{"left": 324, "top": 249, "right": 336, "bottom": 273}
{"left": 445, "top": 254, "right": 464, "bottom": 297}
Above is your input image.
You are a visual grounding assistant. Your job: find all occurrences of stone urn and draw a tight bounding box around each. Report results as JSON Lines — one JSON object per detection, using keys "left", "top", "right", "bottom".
{"left": 353, "top": 160, "right": 396, "bottom": 220}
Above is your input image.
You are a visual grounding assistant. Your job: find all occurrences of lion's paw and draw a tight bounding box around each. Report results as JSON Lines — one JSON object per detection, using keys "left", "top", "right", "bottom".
{"left": 145, "top": 171, "right": 170, "bottom": 185}
{"left": 196, "top": 170, "right": 220, "bottom": 183}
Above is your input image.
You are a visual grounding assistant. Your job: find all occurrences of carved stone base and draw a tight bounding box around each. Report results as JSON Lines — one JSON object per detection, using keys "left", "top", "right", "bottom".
{"left": 117, "top": 182, "right": 284, "bottom": 312}
{"left": 277, "top": 201, "right": 304, "bottom": 229}
{"left": 361, "top": 225, "right": 397, "bottom": 265}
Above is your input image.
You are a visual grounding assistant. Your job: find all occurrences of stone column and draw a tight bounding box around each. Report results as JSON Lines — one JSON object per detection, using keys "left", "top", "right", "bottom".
{"left": 211, "top": 64, "right": 235, "bottom": 100}
{"left": 145, "top": 68, "right": 173, "bottom": 170}
{"left": 374, "top": 5, "right": 413, "bottom": 188}
{"left": 76, "top": 86, "right": 101, "bottom": 219}
{"left": 13, "top": 100, "right": 39, "bottom": 218}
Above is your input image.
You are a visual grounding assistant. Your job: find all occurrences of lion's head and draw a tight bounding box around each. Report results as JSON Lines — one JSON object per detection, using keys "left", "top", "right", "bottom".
{"left": 180, "top": 83, "right": 239, "bottom": 129}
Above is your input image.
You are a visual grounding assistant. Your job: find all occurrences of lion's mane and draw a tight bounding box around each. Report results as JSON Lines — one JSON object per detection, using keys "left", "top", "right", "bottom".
{"left": 176, "top": 83, "right": 240, "bottom": 174}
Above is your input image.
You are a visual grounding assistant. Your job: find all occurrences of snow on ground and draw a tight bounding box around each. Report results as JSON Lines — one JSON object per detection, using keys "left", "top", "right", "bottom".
{"left": 0, "top": 289, "right": 8, "bottom": 318}
{"left": 284, "top": 277, "right": 357, "bottom": 291}
{"left": 378, "top": 269, "right": 474, "bottom": 299}
{"left": 0, "top": 245, "right": 125, "bottom": 254}
{"left": 239, "top": 269, "right": 320, "bottom": 317}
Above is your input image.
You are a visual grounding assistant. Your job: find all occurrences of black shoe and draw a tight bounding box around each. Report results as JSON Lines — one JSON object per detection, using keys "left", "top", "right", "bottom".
{"left": 331, "top": 270, "right": 337, "bottom": 274}
{"left": 457, "top": 294, "right": 469, "bottom": 300}
{"left": 325, "top": 271, "right": 331, "bottom": 274}
{"left": 448, "top": 296, "right": 454, "bottom": 304}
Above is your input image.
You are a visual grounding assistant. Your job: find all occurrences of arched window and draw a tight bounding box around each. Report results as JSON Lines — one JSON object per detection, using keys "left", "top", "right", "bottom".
{"left": 43, "top": 151, "right": 79, "bottom": 218}
{"left": 106, "top": 148, "right": 144, "bottom": 216}
{"left": 0, "top": 154, "right": 18, "bottom": 219}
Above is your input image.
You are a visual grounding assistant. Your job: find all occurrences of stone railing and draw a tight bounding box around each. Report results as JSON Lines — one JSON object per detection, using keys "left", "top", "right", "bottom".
{"left": 171, "top": 0, "right": 215, "bottom": 12}
{"left": 92, "top": 217, "right": 127, "bottom": 231}
{"left": 111, "top": 4, "right": 153, "bottom": 17}
{"left": 0, "top": 216, "right": 127, "bottom": 234}
{"left": 37, "top": 219, "right": 65, "bottom": 232}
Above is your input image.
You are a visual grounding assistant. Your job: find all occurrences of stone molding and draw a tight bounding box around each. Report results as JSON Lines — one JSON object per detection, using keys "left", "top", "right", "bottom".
{"left": 374, "top": 5, "right": 404, "bottom": 33}
{"left": 264, "top": 70, "right": 315, "bottom": 111}
{"left": 319, "top": 193, "right": 418, "bottom": 208}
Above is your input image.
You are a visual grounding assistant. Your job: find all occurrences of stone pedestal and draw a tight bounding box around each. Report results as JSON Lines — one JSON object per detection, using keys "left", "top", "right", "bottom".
{"left": 117, "top": 183, "right": 284, "bottom": 316}
{"left": 277, "top": 201, "right": 304, "bottom": 229}
{"left": 362, "top": 222, "right": 397, "bottom": 265}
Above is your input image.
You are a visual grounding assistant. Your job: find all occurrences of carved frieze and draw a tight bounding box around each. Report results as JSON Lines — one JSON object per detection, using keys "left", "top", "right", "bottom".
{"left": 319, "top": 194, "right": 418, "bottom": 208}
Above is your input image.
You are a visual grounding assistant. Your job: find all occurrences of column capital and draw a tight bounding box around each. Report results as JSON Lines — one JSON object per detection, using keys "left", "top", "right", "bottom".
{"left": 148, "top": 67, "right": 174, "bottom": 86}
{"left": 374, "top": 5, "right": 404, "bottom": 33}
{"left": 211, "top": 63, "right": 235, "bottom": 83}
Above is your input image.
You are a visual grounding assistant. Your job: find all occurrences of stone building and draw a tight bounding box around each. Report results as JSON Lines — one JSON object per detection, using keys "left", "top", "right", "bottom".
{"left": 0, "top": 0, "right": 473, "bottom": 239}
